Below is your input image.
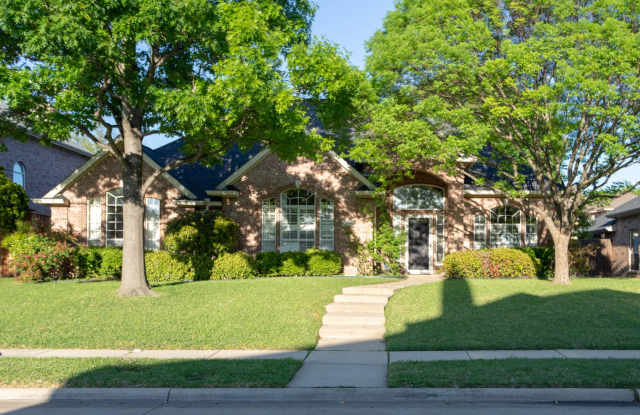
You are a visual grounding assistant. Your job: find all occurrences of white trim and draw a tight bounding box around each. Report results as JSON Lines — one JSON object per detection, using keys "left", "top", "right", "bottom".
{"left": 175, "top": 200, "right": 222, "bottom": 207}
{"left": 42, "top": 152, "right": 109, "bottom": 198}
{"left": 215, "top": 148, "right": 272, "bottom": 190}
{"left": 142, "top": 154, "right": 197, "bottom": 200}
{"left": 393, "top": 184, "right": 446, "bottom": 211}
{"left": 403, "top": 214, "right": 435, "bottom": 275}
{"left": 206, "top": 190, "right": 240, "bottom": 198}
{"left": 464, "top": 185, "right": 542, "bottom": 198}
{"left": 32, "top": 197, "right": 69, "bottom": 206}
{"left": 328, "top": 151, "right": 376, "bottom": 190}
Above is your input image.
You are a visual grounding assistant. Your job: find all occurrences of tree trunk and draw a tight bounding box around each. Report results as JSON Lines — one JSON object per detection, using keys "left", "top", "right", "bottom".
{"left": 117, "top": 126, "right": 157, "bottom": 297}
{"left": 551, "top": 231, "right": 571, "bottom": 285}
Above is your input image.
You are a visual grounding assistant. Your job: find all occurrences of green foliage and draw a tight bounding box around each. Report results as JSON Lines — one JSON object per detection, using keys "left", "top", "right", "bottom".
{"left": 0, "top": 172, "right": 29, "bottom": 234}
{"left": 443, "top": 248, "right": 536, "bottom": 279}
{"left": 76, "top": 248, "right": 103, "bottom": 278}
{"left": 145, "top": 251, "right": 195, "bottom": 284}
{"left": 518, "top": 247, "right": 554, "bottom": 279}
{"left": 360, "top": 220, "right": 406, "bottom": 275}
{"left": 255, "top": 249, "right": 343, "bottom": 276}
{"left": 1, "top": 230, "right": 79, "bottom": 282}
{"left": 210, "top": 252, "right": 256, "bottom": 280}
{"left": 89, "top": 248, "right": 123, "bottom": 280}
{"left": 306, "top": 249, "right": 342, "bottom": 276}
{"left": 165, "top": 212, "right": 239, "bottom": 280}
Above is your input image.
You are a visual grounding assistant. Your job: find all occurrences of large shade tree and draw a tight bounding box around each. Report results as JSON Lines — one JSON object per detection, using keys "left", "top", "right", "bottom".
{"left": 352, "top": 0, "right": 640, "bottom": 283}
{"left": 0, "top": 0, "right": 367, "bottom": 296}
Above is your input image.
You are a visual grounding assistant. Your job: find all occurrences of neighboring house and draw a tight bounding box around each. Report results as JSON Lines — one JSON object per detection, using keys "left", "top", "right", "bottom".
{"left": 0, "top": 136, "right": 93, "bottom": 221}
{"left": 35, "top": 139, "right": 545, "bottom": 275}
{"left": 588, "top": 195, "right": 640, "bottom": 275}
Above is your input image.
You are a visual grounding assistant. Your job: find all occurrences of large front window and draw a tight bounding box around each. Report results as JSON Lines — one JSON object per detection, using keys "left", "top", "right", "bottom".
{"left": 490, "top": 206, "right": 521, "bottom": 248}
{"left": 280, "top": 189, "right": 316, "bottom": 252}
{"left": 106, "top": 189, "right": 123, "bottom": 246}
{"left": 393, "top": 185, "right": 444, "bottom": 210}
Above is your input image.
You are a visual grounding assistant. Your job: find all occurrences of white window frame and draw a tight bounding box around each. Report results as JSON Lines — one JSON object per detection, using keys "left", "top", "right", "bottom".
{"left": 319, "top": 199, "right": 335, "bottom": 251}
{"left": 490, "top": 206, "right": 522, "bottom": 248}
{"left": 12, "top": 161, "right": 25, "bottom": 188}
{"left": 403, "top": 214, "right": 435, "bottom": 274}
{"left": 144, "top": 197, "right": 161, "bottom": 251}
{"left": 435, "top": 213, "right": 445, "bottom": 264}
{"left": 393, "top": 185, "right": 445, "bottom": 211}
{"left": 261, "top": 199, "right": 277, "bottom": 252}
{"left": 525, "top": 214, "right": 538, "bottom": 247}
{"left": 474, "top": 215, "right": 487, "bottom": 249}
{"left": 86, "top": 197, "right": 102, "bottom": 246}
{"left": 280, "top": 189, "right": 315, "bottom": 252}
{"left": 106, "top": 189, "right": 124, "bottom": 247}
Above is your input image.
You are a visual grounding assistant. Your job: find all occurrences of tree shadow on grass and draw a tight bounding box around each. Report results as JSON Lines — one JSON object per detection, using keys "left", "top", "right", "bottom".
{"left": 386, "top": 279, "right": 640, "bottom": 351}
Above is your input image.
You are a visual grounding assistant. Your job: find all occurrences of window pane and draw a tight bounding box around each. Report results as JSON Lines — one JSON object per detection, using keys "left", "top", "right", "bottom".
{"left": 261, "top": 199, "right": 277, "bottom": 252}
{"left": 436, "top": 214, "right": 445, "bottom": 263}
{"left": 393, "top": 185, "right": 444, "bottom": 210}
{"left": 490, "top": 206, "right": 521, "bottom": 248}
{"left": 280, "top": 189, "right": 316, "bottom": 252}
{"left": 106, "top": 190, "right": 124, "bottom": 246}
{"left": 144, "top": 197, "right": 161, "bottom": 251}
{"left": 474, "top": 215, "right": 486, "bottom": 249}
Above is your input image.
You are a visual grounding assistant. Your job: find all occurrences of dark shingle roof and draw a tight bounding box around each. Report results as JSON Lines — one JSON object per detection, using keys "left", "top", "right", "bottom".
{"left": 607, "top": 196, "right": 640, "bottom": 218}
{"left": 586, "top": 214, "right": 616, "bottom": 234}
{"left": 144, "top": 139, "right": 263, "bottom": 199}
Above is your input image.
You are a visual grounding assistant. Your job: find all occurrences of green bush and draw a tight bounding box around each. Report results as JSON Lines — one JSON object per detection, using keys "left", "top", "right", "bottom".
{"left": 0, "top": 172, "right": 29, "bottom": 233}
{"left": 77, "top": 248, "right": 103, "bottom": 277}
{"left": 164, "top": 212, "right": 239, "bottom": 280}
{"left": 145, "top": 251, "right": 195, "bottom": 284}
{"left": 1, "top": 230, "right": 79, "bottom": 282}
{"left": 443, "top": 248, "right": 536, "bottom": 279}
{"left": 519, "top": 247, "right": 554, "bottom": 278}
{"left": 279, "top": 252, "right": 308, "bottom": 276}
{"left": 89, "top": 248, "right": 123, "bottom": 279}
{"left": 255, "top": 251, "right": 283, "bottom": 276}
{"left": 306, "top": 249, "right": 342, "bottom": 276}
{"left": 210, "top": 252, "right": 255, "bottom": 280}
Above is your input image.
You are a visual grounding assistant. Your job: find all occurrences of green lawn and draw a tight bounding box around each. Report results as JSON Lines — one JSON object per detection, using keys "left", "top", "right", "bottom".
{"left": 388, "top": 359, "right": 640, "bottom": 388}
{"left": 0, "top": 277, "right": 389, "bottom": 350}
{"left": 385, "top": 278, "right": 640, "bottom": 350}
{"left": 0, "top": 358, "right": 302, "bottom": 388}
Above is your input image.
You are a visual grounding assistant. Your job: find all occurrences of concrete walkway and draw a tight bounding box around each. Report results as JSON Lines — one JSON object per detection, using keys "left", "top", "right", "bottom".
{"left": 288, "top": 275, "right": 443, "bottom": 388}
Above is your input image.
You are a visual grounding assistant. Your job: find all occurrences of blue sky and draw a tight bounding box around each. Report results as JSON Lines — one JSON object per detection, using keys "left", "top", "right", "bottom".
{"left": 148, "top": 0, "right": 639, "bottom": 184}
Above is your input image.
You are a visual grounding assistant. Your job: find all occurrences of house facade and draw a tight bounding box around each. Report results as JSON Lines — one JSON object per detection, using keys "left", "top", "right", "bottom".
{"left": 0, "top": 136, "right": 92, "bottom": 221}
{"left": 36, "top": 140, "right": 545, "bottom": 275}
{"left": 588, "top": 195, "right": 640, "bottom": 276}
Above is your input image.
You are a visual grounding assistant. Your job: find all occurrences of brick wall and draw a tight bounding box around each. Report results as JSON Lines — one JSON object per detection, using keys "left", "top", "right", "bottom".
{"left": 611, "top": 215, "right": 640, "bottom": 275}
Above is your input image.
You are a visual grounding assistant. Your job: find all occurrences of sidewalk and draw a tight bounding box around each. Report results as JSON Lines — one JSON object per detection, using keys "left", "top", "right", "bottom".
{"left": 3, "top": 348, "right": 640, "bottom": 360}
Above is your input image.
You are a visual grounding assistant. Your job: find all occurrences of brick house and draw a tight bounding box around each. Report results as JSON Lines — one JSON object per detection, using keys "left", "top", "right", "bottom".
{"left": 35, "top": 139, "right": 545, "bottom": 275}
{"left": 0, "top": 136, "right": 92, "bottom": 221}
{"left": 588, "top": 195, "right": 640, "bottom": 275}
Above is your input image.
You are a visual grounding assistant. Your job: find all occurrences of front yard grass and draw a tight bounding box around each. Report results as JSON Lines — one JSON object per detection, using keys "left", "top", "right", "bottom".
{"left": 0, "top": 277, "right": 389, "bottom": 350}
{"left": 385, "top": 278, "right": 640, "bottom": 350}
{"left": 0, "top": 358, "right": 302, "bottom": 388}
{"left": 388, "top": 359, "right": 640, "bottom": 388}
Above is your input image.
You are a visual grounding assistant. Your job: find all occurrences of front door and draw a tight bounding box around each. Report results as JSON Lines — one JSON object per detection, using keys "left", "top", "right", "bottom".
{"left": 408, "top": 218, "right": 430, "bottom": 272}
{"left": 630, "top": 231, "right": 640, "bottom": 271}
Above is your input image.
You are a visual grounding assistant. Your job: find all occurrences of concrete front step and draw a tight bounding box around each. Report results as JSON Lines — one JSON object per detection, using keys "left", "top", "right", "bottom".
{"left": 322, "top": 312, "right": 385, "bottom": 326}
{"left": 333, "top": 294, "right": 388, "bottom": 304}
{"left": 315, "top": 338, "right": 386, "bottom": 351}
{"left": 342, "top": 286, "right": 395, "bottom": 296}
{"left": 319, "top": 325, "right": 386, "bottom": 339}
{"left": 325, "top": 302, "right": 385, "bottom": 314}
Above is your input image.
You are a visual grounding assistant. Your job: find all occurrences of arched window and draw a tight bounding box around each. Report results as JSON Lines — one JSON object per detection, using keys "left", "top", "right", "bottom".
{"left": 280, "top": 189, "right": 315, "bottom": 252}
{"left": 12, "top": 162, "right": 25, "bottom": 188}
{"left": 393, "top": 185, "right": 444, "bottom": 210}
{"left": 490, "top": 205, "right": 521, "bottom": 248}
{"left": 106, "top": 189, "right": 124, "bottom": 246}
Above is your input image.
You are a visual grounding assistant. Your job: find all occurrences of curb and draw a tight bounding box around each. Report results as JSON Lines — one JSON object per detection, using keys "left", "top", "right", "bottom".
{"left": 0, "top": 388, "right": 637, "bottom": 404}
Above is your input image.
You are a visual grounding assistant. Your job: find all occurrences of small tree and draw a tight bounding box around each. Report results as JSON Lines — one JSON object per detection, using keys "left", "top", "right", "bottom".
{"left": 0, "top": 170, "right": 29, "bottom": 234}
{"left": 353, "top": 0, "right": 640, "bottom": 284}
{"left": 0, "top": 0, "right": 367, "bottom": 296}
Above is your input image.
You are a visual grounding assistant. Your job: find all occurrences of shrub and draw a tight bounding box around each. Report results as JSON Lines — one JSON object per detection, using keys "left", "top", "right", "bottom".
{"left": 443, "top": 248, "right": 536, "bottom": 279}
{"left": 210, "top": 252, "right": 255, "bottom": 280}
{"left": 306, "top": 249, "right": 342, "bottom": 275}
{"left": 0, "top": 172, "right": 29, "bottom": 234}
{"left": 518, "top": 247, "right": 554, "bottom": 278}
{"left": 279, "top": 252, "right": 309, "bottom": 276}
{"left": 255, "top": 251, "right": 283, "bottom": 276}
{"left": 145, "top": 251, "right": 194, "bottom": 284}
{"left": 77, "top": 248, "right": 103, "bottom": 277}
{"left": 360, "top": 222, "right": 406, "bottom": 275}
{"left": 1, "top": 230, "right": 79, "bottom": 282}
{"left": 164, "top": 212, "right": 239, "bottom": 280}
{"left": 89, "top": 248, "right": 123, "bottom": 279}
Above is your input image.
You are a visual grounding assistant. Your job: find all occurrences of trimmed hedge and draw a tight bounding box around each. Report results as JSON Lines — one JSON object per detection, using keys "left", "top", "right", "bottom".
{"left": 145, "top": 250, "right": 194, "bottom": 284}
{"left": 255, "top": 249, "right": 342, "bottom": 277}
{"left": 210, "top": 252, "right": 256, "bottom": 280}
{"left": 79, "top": 247, "right": 123, "bottom": 279}
{"left": 443, "top": 248, "right": 536, "bottom": 279}
{"left": 518, "top": 247, "right": 554, "bottom": 278}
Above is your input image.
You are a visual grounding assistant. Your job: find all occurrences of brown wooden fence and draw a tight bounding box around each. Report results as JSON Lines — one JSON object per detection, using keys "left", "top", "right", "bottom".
{"left": 576, "top": 238, "right": 613, "bottom": 276}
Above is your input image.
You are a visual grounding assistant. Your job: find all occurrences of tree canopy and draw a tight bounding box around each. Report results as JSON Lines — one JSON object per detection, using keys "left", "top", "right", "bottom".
{"left": 352, "top": 0, "right": 640, "bottom": 282}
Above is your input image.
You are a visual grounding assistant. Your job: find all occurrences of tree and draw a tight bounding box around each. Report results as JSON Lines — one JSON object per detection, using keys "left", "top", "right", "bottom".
{"left": 0, "top": 0, "right": 366, "bottom": 296}
{"left": 352, "top": 0, "right": 640, "bottom": 284}
{"left": 0, "top": 170, "right": 29, "bottom": 234}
